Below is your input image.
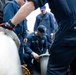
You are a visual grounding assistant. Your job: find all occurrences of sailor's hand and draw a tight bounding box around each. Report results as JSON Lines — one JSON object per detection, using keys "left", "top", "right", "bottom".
{"left": 31, "top": 52, "right": 40, "bottom": 59}
{"left": 24, "top": 38, "right": 27, "bottom": 44}
{"left": 50, "top": 33, "right": 54, "bottom": 39}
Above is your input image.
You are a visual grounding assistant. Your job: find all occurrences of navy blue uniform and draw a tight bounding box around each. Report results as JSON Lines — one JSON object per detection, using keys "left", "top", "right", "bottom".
{"left": 3, "top": 0, "right": 27, "bottom": 65}
{"left": 30, "top": 0, "right": 76, "bottom": 75}
{"left": 34, "top": 12, "right": 55, "bottom": 46}
{"left": 24, "top": 32, "right": 48, "bottom": 72}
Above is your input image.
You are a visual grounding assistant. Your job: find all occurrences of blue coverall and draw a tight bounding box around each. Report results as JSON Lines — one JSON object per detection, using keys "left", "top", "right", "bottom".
{"left": 3, "top": 0, "right": 27, "bottom": 65}
{"left": 31, "top": 0, "right": 76, "bottom": 75}
{"left": 34, "top": 12, "right": 55, "bottom": 47}
{"left": 24, "top": 32, "right": 48, "bottom": 72}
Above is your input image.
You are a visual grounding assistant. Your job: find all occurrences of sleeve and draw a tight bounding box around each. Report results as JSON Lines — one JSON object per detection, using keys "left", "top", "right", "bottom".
{"left": 43, "top": 37, "right": 48, "bottom": 53}
{"left": 28, "top": 0, "right": 48, "bottom": 9}
{"left": 54, "top": 20, "right": 58, "bottom": 33}
{"left": 34, "top": 16, "right": 40, "bottom": 31}
{"left": 3, "top": 2, "right": 15, "bottom": 23}
{"left": 49, "top": 13, "right": 55, "bottom": 33}
{"left": 22, "top": 19, "right": 27, "bottom": 38}
{"left": 24, "top": 35, "right": 33, "bottom": 54}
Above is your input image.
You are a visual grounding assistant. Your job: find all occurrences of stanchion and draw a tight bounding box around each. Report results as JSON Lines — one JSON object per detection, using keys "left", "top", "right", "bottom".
{"left": 39, "top": 53, "right": 50, "bottom": 75}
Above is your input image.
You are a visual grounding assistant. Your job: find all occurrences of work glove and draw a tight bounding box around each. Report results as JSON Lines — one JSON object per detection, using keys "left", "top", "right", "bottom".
{"left": 0, "top": 20, "right": 15, "bottom": 30}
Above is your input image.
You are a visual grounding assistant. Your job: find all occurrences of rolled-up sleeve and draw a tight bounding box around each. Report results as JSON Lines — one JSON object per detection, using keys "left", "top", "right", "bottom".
{"left": 32, "top": 0, "right": 48, "bottom": 9}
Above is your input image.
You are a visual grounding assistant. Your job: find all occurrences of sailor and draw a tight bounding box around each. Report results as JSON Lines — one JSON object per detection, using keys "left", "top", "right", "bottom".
{"left": 24, "top": 25, "right": 48, "bottom": 75}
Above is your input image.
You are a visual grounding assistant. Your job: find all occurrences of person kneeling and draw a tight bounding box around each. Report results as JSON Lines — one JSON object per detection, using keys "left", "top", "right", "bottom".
{"left": 23, "top": 25, "right": 48, "bottom": 75}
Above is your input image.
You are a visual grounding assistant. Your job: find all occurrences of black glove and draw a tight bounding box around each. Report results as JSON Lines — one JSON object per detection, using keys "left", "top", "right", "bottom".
{"left": 0, "top": 20, "right": 15, "bottom": 30}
